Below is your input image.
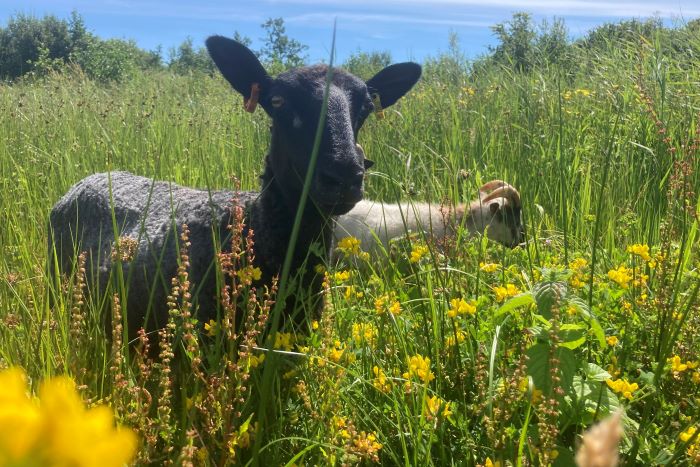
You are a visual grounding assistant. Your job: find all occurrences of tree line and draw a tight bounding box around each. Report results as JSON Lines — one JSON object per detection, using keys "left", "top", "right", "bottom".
{"left": 0, "top": 11, "right": 698, "bottom": 83}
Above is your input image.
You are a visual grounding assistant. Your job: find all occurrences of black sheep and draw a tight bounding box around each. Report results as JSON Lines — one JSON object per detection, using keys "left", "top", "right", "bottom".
{"left": 48, "top": 36, "right": 421, "bottom": 337}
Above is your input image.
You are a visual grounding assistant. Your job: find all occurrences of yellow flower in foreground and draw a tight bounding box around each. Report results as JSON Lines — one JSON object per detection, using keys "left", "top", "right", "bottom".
{"left": 448, "top": 298, "right": 477, "bottom": 318}
{"left": 0, "top": 368, "right": 137, "bottom": 467}
{"left": 480, "top": 262, "right": 499, "bottom": 273}
{"left": 333, "top": 270, "right": 351, "bottom": 283}
{"left": 606, "top": 335, "right": 619, "bottom": 347}
{"left": 351, "top": 431, "right": 382, "bottom": 463}
{"left": 403, "top": 354, "right": 435, "bottom": 384}
{"left": 607, "top": 265, "right": 633, "bottom": 289}
{"left": 409, "top": 244, "right": 429, "bottom": 263}
{"left": 606, "top": 378, "right": 639, "bottom": 400}
{"left": 273, "top": 332, "right": 294, "bottom": 351}
{"left": 204, "top": 319, "right": 219, "bottom": 337}
{"left": 493, "top": 284, "right": 521, "bottom": 302}
{"left": 484, "top": 458, "right": 503, "bottom": 467}
{"left": 627, "top": 243, "right": 652, "bottom": 261}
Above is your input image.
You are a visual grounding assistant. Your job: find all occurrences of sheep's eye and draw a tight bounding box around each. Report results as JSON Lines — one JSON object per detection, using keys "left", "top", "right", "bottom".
{"left": 271, "top": 95, "right": 285, "bottom": 108}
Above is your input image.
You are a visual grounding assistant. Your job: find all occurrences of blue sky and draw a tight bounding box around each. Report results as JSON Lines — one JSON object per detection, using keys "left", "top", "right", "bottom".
{"left": 1, "top": 0, "right": 698, "bottom": 63}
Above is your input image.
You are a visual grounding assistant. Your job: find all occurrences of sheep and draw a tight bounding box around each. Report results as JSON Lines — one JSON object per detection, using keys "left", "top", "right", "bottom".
{"left": 333, "top": 179, "right": 524, "bottom": 254}
{"left": 48, "top": 36, "right": 421, "bottom": 337}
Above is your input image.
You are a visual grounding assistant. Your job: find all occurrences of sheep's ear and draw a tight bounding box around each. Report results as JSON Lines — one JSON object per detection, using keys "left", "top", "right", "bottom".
{"left": 206, "top": 36, "right": 272, "bottom": 103}
{"left": 366, "top": 62, "right": 421, "bottom": 109}
{"left": 489, "top": 202, "right": 501, "bottom": 215}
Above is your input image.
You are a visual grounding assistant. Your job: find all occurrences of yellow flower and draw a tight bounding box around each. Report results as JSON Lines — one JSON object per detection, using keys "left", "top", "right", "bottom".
{"left": 352, "top": 323, "right": 377, "bottom": 346}
{"left": 0, "top": 368, "right": 137, "bottom": 467}
{"left": 311, "top": 320, "right": 319, "bottom": 330}
{"left": 462, "top": 86, "right": 476, "bottom": 96}
{"left": 314, "top": 264, "right": 326, "bottom": 274}
{"left": 351, "top": 431, "right": 382, "bottom": 462}
{"left": 328, "top": 340, "right": 345, "bottom": 363}
{"left": 409, "top": 244, "right": 429, "bottom": 263}
{"left": 344, "top": 285, "right": 364, "bottom": 300}
{"left": 693, "top": 371, "right": 700, "bottom": 385}
{"left": 479, "top": 262, "right": 499, "bottom": 273}
{"left": 333, "top": 270, "right": 351, "bottom": 283}
{"left": 680, "top": 426, "right": 697, "bottom": 443}
{"left": 605, "top": 378, "right": 639, "bottom": 400}
{"left": 445, "top": 330, "right": 466, "bottom": 347}
{"left": 204, "top": 319, "right": 219, "bottom": 337}
{"left": 244, "top": 353, "right": 265, "bottom": 369}
{"left": 236, "top": 266, "right": 262, "bottom": 283}
{"left": 606, "top": 335, "right": 619, "bottom": 347}
{"left": 337, "top": 236, "right": 361, "bottom": 255}
{"left": 575, "top": 88, "right": 592, "bottom": 97}
{"left": 493, "top": 283, "right": 521, "bottom": 302}
{"left": 375, "top": 294, "right": 401, "bottom": 315}
{"left": 273, "top": 332, "right": 294, "bottom": 351}
{"left": 627, "top": 243, "right": 652, "bottom": 261}
{"left": 403, "top": 354, "right": 435, "bottom": 385}
{"left": 447, "top": 298, "right": 477, "bottom": 318}
{"left": 372, "top": 366, "right": 392, "bottom": 393}
{"left": 608, "top": 265, "right": 633, "bottom": 289}
{"left": 669, "top": 355, "right": 689, "bottom": 373}
{"left": 484, "top": 458, "right": 502, "bottom": 467}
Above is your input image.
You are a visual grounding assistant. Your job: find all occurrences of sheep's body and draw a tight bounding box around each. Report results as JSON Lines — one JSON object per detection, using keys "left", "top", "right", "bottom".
{"left": 48, "top": 36, "right": 421, "bottom": 336}
{"left": 334, "top": 181, "right": 523, "bottom": 252}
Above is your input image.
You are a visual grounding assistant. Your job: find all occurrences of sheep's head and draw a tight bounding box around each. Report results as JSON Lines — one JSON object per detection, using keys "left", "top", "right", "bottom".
{"left": 471, "top": 180, "right": 524, "bottom": 248}
{"left": 206, "top": 36, "right": 421, "bottom": 216}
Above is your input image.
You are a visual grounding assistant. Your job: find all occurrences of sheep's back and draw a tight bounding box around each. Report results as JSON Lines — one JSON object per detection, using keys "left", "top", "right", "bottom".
{"left": 49, "top": 171, "right": 257, "bottom": 332}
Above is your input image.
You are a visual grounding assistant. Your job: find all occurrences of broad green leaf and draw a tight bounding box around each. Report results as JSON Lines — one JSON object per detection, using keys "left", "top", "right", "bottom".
{"left": 494, "top": 292, "right": 534, "bottom": 318}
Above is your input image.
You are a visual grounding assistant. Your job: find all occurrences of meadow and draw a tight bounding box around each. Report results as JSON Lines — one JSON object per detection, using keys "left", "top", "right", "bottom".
{"left": 1, "top": 25, "right": 699, "bottom": 466}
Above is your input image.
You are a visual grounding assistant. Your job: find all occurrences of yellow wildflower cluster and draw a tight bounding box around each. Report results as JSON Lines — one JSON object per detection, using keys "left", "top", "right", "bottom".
{"left": 569, "top": 257, "right": 588, "bottom": 289}
{"left": 333, "top": 270, "right": 352, "bottom": 283}
{"left": 462, "top": 86, "right": 476, "bottom": 96}
{"left": 627, "top": 243, "right": 651, "bottom": 261}
{"left": 372, "top": 366, "right": 392, "bottom": 393}
{"left": 374, "top": 293, "right": 402, "bottom": 316}
{"left": 352, "top": 322, "right": 377, "bottom": 346}
{"left": 445, "top": 330, "right": 466, "bottom": 347}
{"left": 403, "top": 354, "right": 435, "bottom": 385}
{"left": 204, "top": 319, "right": 219, "bottom": 336}
{"left": 669, "top": 356, "right": 699, "bottom": 375}
{"left": 606, "top": 378, "right": 639, "bottom": 400}
{"left": 244, "top": 353, "right": 265, "bottom": 369}
{"left": 563, "top": 88, "right": 593, "bottom": 100}
{"left": 484, "top": 458, "right": 503, "bottom": 467}
{"left": 336, "top": 236, "right": 370, "bottom": 261}
{"left": 236, "top": 265, "right": 262, "bottom": 283}
{"left": 344, "top": 285, "right": 364, "bottom": 301}
{"left": 480, "top": 262, "right": 499, "bottom": 273}
{"left": 680, "top": 426, "right": 699, "bottom": 461}
{"left": 350, "top": 431, "right": 382, "bottom": 463}
{"left": 273, "top": 332, "right": 295, "bottom": 351}
{"left": 0, "top": 368, "right": 137, "bottom": 467}
{"left": 328, "top": 340, "right": 346, "bottom": 364}
{"left": 607, "top": 265, "right": 633, "bottom": 289}
{"left": 423, "top": 395, "right": 452, "bottom": 419}
{"left": 409, "top": 244, "right": 429, "bottom": 263}
{"left": 493, "top": 284, "right": 521, "bottom": 302}
{"left": 447, "top": 298, "right": 477, "bottom": 319}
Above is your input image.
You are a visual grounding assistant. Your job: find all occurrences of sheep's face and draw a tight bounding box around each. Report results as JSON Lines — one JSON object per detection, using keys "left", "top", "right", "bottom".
{"left": 206, "top": 36, "right": 421, "bottom": 216}
{"left": 484, "top": 200, "right": 524, "bottom": 248}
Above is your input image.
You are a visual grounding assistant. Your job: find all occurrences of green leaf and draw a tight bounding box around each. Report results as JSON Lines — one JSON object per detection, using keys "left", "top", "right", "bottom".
{"left": 494, "top": 292, "right": 534, "bottom": 318}
{"left": 527, "top": 343, "right": 577, "bottom": 394}
{"left": 584, "top": 363, "right": 612, "bottom": 382}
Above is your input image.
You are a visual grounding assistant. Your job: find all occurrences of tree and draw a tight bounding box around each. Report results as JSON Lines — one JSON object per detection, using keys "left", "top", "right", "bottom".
{"left": 168, "top": 37, "right": 215, "bottom": 74}
{"left": 0, "top": 13, "right": 72, "bottom": 79}
{"left": 490, "top": 12, "right": 536, "bottom": 73}
{"left": 343, "top": 50, "right": 391, "bottom": 79}
{"left": 259, "top": 17, "right": 307, "bottom": 70}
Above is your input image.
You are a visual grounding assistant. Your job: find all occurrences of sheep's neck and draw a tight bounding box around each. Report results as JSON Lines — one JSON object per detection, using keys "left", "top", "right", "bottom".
{"left": 253, "top": 165, "right": 331, "bottom": 275}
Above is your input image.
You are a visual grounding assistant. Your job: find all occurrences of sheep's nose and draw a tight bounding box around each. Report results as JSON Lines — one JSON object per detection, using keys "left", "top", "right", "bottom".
{"left": 317, "top": 168, "right": 364, "bottom": 201}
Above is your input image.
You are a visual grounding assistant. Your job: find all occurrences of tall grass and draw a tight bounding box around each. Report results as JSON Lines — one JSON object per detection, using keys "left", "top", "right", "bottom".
{"left": 1, "top": 30, "right": 699, "bottom": 465}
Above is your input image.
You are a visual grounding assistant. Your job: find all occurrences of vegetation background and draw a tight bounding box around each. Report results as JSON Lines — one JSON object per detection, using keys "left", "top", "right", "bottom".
{"left": 0, "top": 11, "right": 699, "bottom": 465}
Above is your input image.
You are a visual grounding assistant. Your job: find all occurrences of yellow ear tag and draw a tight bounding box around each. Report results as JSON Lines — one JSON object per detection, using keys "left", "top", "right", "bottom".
{"left": 244, "top": 83, "right": 260, "bottom": 113}
{"left": 372, "top": 93, "right": 385, "bottom": 120}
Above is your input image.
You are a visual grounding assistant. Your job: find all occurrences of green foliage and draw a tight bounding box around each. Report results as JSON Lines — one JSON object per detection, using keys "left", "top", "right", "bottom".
{"left": 342, "top": 50, "right": 392, "bottom": 79}
{"left": 0, "top": 13, "right": 72, "bottom": 79}
{"left": 259, "top": 17, "right": 308, "bottom": 71}
{"left": 168, "top": 37, "right": 215, "bottom": 75}
{"left": 1, "top": 11, "right": 700, "bottom": 466}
